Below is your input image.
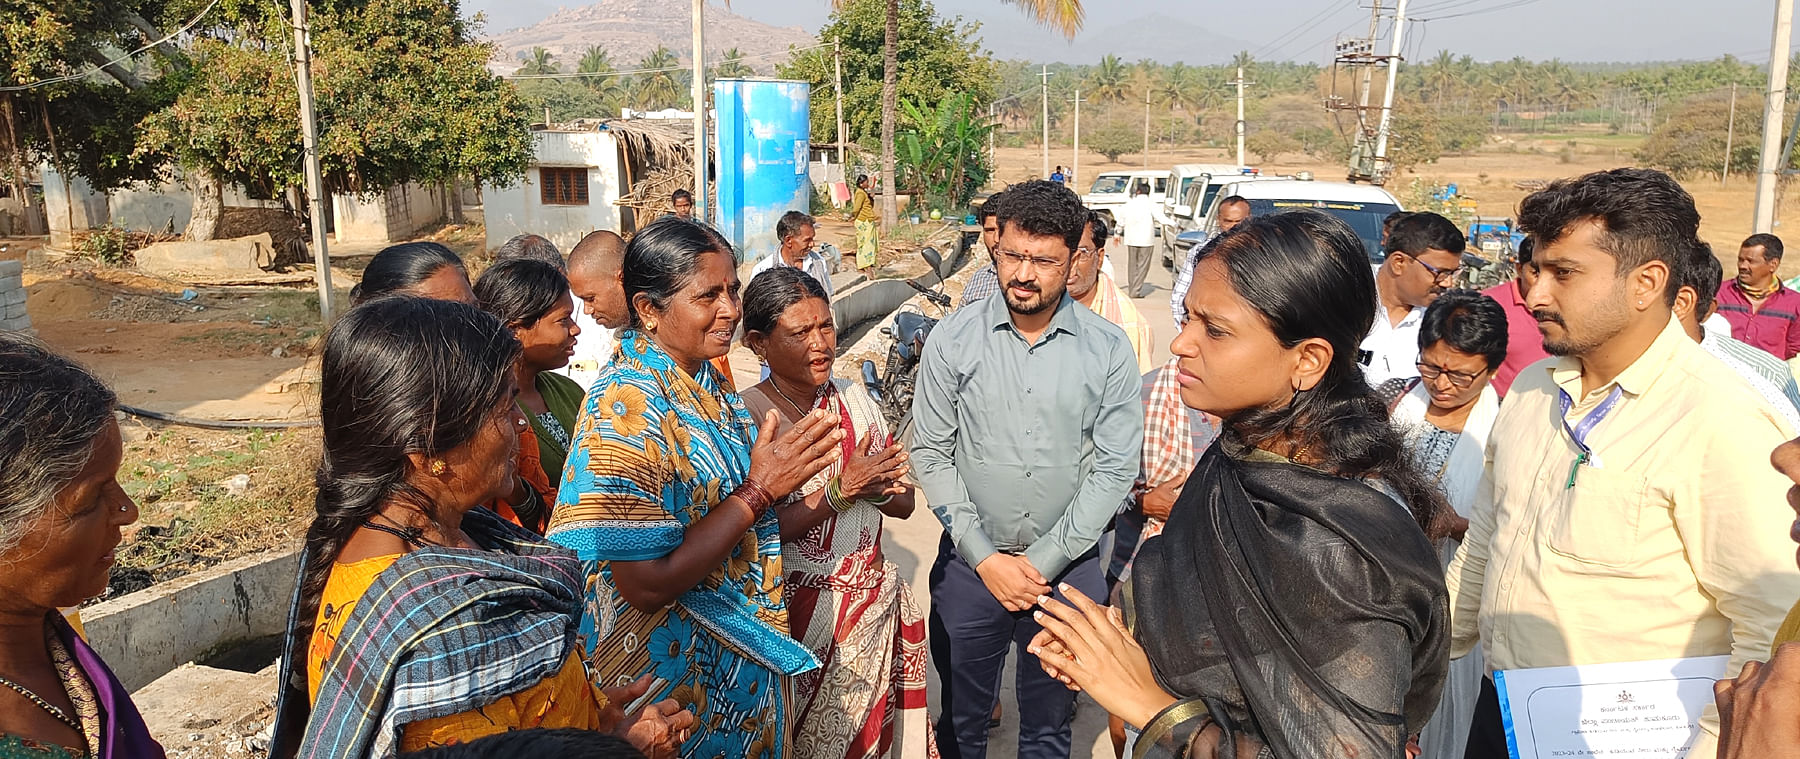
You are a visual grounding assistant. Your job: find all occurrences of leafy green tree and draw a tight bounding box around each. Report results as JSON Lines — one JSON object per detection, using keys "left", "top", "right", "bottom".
{"left": 780, "top": 0, "right": 995, "bottom": 159}
{"left": 1085, "top": 121, "right": 1138, "bottom": 163}
{"left": 1638, "top": 89, "right": 1768, "bottom": 178}
{"left": 0, "top": 0, "right": 527, "bottom": 241}
{"left": 514, "top": 78, "right": 615, "bottom": 121}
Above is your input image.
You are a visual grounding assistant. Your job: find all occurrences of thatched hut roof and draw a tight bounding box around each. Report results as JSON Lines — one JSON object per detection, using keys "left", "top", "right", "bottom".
{"left": 539, "top": 118, "right": 709, "bottom": 219}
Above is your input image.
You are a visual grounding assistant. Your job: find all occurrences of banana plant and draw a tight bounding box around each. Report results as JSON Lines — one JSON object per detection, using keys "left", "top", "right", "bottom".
{"left": 896, "top": 92, "right": 996, "bottom": 209}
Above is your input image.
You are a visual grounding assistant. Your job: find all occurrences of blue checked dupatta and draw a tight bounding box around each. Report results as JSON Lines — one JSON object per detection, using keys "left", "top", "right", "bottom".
{"left": 269, "top": 508, "right": 585, "bottom": 759}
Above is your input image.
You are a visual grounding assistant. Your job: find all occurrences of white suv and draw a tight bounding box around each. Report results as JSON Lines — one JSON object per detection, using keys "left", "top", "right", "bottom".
{"left": 1199, "top": 179, "right": 1403, "bottom": 264}
{"left": 1081, "top": 170, "right": 1168, "bottom": 228}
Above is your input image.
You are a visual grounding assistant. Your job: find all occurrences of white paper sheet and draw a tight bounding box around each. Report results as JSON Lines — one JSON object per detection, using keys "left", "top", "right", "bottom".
{"left": 1496, "top": 655, "right": 1730, "bottom": 759}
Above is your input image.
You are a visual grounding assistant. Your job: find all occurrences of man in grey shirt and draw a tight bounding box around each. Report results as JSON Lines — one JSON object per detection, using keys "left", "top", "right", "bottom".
{"left": 911, "top": 179, "right": 1143, "bottom": 759}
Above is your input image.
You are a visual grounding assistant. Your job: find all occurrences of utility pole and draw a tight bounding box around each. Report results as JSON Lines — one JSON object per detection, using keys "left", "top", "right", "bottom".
{"left": 1070, "top": 90, "right": 1085, "bottom": 186}
{"left": 691, "top": 0, "right": 708, "bottom": 223}
{"left": 834, "top": 37, "right": 845, "bottom": 167}
{"left": 289, "top": 0, "right": 333, "bottom": 322}
{"left": 1143, "top": 89, "right": 1152, "bottom": 167}
{"left": 1371, "top": 0, "right": 1411, "bottom": 182}
{"left": 1357, "top": 0, "right": 1382, "bottom": 120}
{"left": 989, "top": 102, "right": 998, "bottom": 176}
{"left": 1755, "top": 0, "right": 1794, "bottom": 233}
{"left": 1040, "top": 65, "right": 1051, "bottom": 178}
{"left": 1232, "top": 65, "right": 1248, "bottom": 167}
{"left": 1725, "top": 82, "right": 1739, "bottom": 188}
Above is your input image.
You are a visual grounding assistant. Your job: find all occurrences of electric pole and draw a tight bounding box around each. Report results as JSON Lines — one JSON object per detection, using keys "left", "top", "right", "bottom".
{"left": 1232, "top": 65, "right": 1248, "bottom": 167}
{"left": 1040, "top": 65, "right": 1051, "bottom": 178}
{"left": 989, "top": 102, "right": 998, "bottom": 177}
{"left": 1371, "top": 0, "right": 1411, "bottom": 182}
{"left": 1725, "top": 82, "right": 1738, "bottom": 188}
{"left": 1070, "top": 90, "right": 1085, "bottom": 186}
{"left": 834, "top": 36, "right": 845, "bottom": 168}
{"left": 691, "top": 0, "right": 708, "bottom": 223}
{"left": 289, "top": 0, "right": 333, "bottom": 322}
{"left": 1755, "top": 0, "right": 1794, "bottom": 233}
{"left": 1143, "top": 89, "right": 1152, "bottom": 167}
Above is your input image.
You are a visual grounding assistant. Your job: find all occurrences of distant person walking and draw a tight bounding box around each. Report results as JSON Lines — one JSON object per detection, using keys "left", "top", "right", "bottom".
{"left": 1118, "top": 184, "right": 1171, "bottom": 298}
{"left": 1717, "top": 233, "right": 1800, "bottom": 361}
{"left": 850, "top": 175, "right": 879, "bottom": 273}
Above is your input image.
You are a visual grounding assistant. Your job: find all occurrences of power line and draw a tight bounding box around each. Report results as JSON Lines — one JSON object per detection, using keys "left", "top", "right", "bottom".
{"left": 1251, "top": 1, "right": 1359, "bottom": 61}
{"left": 1413, "top": 0, "right": 1549, "bottom": 22}
{"left": 0, "top": 0, "right": 221, "bottom": 92}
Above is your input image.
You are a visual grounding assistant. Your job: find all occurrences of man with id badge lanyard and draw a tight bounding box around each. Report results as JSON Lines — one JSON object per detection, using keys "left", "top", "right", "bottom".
{"left": 1444, "top": 169, "right": 1800, "bottom": 759}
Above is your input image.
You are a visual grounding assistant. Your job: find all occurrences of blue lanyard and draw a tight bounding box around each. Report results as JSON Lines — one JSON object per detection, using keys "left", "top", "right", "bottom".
{"left": 1556, "top": 385, "right": 1624, "bottom": 489}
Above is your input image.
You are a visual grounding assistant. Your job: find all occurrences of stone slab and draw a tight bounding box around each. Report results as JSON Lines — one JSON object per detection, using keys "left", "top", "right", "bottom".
{"left": 1, "top": 286, "right": 26, "bottom": 307}
{"left": 134, "top": 234, "right": 275, "bottom": 278}
{"left": 81, "top": 548, "right": 299, "bottom": 691}
{"left": 0, "top": 259, "right": 20, "bottom": 278}
{"left": 4, "top": 301, "right": 27, "bottom": 320}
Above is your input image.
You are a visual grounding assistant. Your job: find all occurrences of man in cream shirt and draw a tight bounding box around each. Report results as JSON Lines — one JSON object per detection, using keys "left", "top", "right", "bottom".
{"left": 1447, "top": 169, "right": 1800, "bottom": 759}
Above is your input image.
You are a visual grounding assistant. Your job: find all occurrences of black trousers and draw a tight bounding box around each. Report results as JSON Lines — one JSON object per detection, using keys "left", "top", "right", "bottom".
{"left": 1465, "top": 676, "right": 1510, "bottom": 759}
{"left": 929, "top": 537, "right": 1105, "bottom": 759}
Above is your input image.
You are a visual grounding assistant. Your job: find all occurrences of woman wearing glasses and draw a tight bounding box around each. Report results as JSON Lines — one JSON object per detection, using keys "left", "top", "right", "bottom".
{"left": 1376, "top": 288, "right": 1508, "bottom": 759}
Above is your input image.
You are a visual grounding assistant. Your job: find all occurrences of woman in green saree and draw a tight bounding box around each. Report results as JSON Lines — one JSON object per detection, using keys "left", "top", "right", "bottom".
{"left": 475, "top": 258, "right": 588, "bottom": 531}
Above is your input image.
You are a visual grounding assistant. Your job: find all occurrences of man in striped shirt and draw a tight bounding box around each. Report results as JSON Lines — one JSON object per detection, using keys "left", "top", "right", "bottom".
{"left": 1678, "top": 242, "right": 1800, "bottom": 428}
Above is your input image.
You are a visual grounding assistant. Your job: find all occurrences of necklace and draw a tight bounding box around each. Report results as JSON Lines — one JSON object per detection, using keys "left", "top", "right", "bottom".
{"left": 0, "top": 673, "right": 80, "bottom": 733}
{"left": 770, "top": 378, "right": 822, "bottom": 418}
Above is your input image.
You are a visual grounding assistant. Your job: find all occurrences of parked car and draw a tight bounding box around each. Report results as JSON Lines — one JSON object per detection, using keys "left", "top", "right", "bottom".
{"left": 1163, "top": 171, "right": 1286, "bottom": 266}
{"left": 1082, "top": 169, "right": 1168, "bottom": 228}
{"left": 1199, "top": 178, "right": 1404, "bottom": 264}
{"left": 1162, "top": 163, "right": 1255, "bottom": 221}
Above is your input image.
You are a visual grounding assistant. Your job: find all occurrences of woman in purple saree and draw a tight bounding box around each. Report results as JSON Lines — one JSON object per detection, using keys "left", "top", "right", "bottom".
{"left": 0, "top": 334, "right": 164, "bottom": 759}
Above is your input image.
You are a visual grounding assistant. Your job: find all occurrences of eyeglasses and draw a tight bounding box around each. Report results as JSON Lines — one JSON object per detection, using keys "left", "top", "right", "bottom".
{"left": 996, "top": 250, "right": 1067, "bottom": 269}
{"left": 1416, "top": 362, "right": 1486, "bottom": 389}
{"left": 1405, "top": 252, "right": 1463, "bottom": 286}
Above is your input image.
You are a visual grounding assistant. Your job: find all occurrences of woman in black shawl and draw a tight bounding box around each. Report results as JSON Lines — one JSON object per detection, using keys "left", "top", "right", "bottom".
{"left": 1028, "top": 209, "right": 1452, "bottom": 759}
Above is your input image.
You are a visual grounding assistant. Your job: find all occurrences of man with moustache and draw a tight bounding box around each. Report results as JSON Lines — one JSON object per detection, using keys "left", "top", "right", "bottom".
{"left": 910, "top": 179, "right": 1142, "bottom": 759}
{"left": 1168, "top": 195, "right": 1251, "bottom": 326}
{"left": 1362, "top": 211, "right": 1467, "bottom": 384}
{"left": 1716, "top": 233, "right": 1800, "bottom": 360}
{"left": 1479, "top": 237, "right": 1551, "bottom": 397}
{"left": 1068, "top": 212, "right": 1154, "bottom": 373}
{"left": 1445, "top": 169, "right": 1800, "bottom": 759}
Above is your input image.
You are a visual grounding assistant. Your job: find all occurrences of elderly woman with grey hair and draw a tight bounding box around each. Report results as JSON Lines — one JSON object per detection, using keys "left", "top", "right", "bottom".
{"left": 0, "top": 334, "right": 164, "bottom": 759}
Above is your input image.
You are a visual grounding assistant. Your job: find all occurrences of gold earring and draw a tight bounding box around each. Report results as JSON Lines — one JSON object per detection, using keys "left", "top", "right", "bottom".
{"left": 428, "top": 460, "right": 447, "bottom": 476}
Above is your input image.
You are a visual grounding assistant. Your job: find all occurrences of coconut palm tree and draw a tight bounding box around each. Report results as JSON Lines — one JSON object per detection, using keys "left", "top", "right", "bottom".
{"left": 632, "top": 45, "right": 685, "bottom": 111}
{"left": 516, "top": 47, "right": 559, "bottom": 76}
{"left": 577, "top": 45, "right": 628, "bottom": 112}
{"left": 832, "top": 0, "right": 1084, "bottom": 228}
{"left": 713, "top": 47, "right": 756, "bottom": 79}
{"left": 1086, "top": 54, "right": 1131, "bottom": 103}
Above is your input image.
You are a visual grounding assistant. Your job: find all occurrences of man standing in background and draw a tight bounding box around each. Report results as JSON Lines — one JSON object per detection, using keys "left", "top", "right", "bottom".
{"left": 1480, "top": 237, "right": 1550, "bottom": 396}
{"left": 1168, "top": 195, "right": 1251, "bottom": 326}
{"left": 1117, "top": 184, "right": 1170, "bottom": 299}
{"left": 565, "top": 230, "right": 626, "bottom": 386}
{"left": 752, "top": 211, "right": 834, "bottom": 300}
{"left": 1717, "top": 233, "right": 1800, "bottom": 361}
{"left": 1362, "top": 212, "right": 1466, "bottom": 384}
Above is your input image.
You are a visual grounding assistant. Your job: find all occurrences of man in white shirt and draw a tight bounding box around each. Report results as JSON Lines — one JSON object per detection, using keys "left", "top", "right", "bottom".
{"left": 751, "top": 211, "right": 834, "bottom": 299}
{"left": 563, "top": 230, "right": 627, "bottom": 392}
{"left": 1362, "top": 212, "right": 1465, "bottom": 384}
{"left": 1118, "top": 184, "right": 1172, "bottom": 299}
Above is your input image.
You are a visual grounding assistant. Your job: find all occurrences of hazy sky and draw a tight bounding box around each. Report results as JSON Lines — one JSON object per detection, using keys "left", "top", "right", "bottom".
{"left": 464, "top": 0, "right": 1800, "bottom": 65}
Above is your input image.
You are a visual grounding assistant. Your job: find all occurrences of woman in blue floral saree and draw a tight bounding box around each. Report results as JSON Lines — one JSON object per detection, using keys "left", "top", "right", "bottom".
{"left": 546, "top": 219, "right": 843, "bottom": 758}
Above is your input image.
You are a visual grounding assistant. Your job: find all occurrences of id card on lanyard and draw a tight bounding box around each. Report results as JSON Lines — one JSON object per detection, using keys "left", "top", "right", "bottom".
{"left": 1556, "top": 384, "right": 1624, "bottom": 489}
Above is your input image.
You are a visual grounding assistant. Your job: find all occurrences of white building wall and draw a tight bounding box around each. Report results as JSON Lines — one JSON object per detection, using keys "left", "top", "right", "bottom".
{"left": 332, "top": 182, "right": 446, "bottom": 243}
{"left": 40, "top": 164, "right": 109, "bottom": 247}
{"left": 485, "top": 130, "right": 624, "bottom": 253}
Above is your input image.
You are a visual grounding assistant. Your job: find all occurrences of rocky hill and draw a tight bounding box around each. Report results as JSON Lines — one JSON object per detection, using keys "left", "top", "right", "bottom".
{"left": 484, "top": 0, "right": 815, "bottom": 75}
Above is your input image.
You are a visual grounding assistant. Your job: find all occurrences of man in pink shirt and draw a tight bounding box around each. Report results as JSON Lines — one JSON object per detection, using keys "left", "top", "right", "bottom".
{"left": 1480, "top": 237, "right": 1550, "bottom": 397}
{"left": 1717, "top": 233, "right": 1800, "bottom": 360}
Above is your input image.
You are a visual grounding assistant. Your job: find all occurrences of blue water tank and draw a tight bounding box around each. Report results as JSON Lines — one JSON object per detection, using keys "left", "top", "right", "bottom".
{"left": 714, "top": 78, "right": 812, "bottom": 265}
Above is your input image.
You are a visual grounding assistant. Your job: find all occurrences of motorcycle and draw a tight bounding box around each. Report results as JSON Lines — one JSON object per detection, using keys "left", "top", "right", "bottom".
{"left": 862, "top": 247, "right": 952, "bottom": 447}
